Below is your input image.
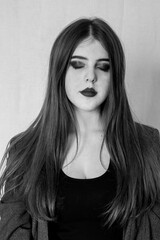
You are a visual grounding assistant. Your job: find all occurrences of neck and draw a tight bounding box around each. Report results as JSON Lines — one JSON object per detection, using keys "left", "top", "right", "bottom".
{"left": 75, "top": 109, "right": 104, "bottom": 135}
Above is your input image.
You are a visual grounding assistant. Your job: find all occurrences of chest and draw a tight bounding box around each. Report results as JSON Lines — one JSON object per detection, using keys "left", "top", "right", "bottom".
{"left": 63, "top": 134, "right": 110, "bottom": 179}
{"left": 50, "top": 163, "right": 123, "bottom": 240}
{"left": 58, "top": 164, "right": 116, "bottom": 222}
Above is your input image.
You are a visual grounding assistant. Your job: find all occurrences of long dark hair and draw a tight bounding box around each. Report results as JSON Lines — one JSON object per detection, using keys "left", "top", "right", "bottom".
{"left": 1, "top": 17, "right": 160, "bottom": 227}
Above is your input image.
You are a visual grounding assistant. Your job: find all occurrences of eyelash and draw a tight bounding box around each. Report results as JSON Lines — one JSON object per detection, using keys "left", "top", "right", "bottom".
{"left": 98, "top": 64, "right": 110, "bottom": 72}
{"left": 70, "top": 61, "right": 110, "bottom": 72}
{"left": 70, "top": 61, "right": 84, "bottom": 69}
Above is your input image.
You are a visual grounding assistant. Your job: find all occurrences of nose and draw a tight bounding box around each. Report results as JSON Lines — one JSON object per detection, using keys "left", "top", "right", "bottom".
{"left": 85, "top": 68, "right": 97, "bottom": 83}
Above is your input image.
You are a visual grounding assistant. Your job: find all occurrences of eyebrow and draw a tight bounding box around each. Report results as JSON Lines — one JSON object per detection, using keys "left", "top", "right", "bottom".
{"left": 71, "top": 55, "right": 109, "bottom": 62}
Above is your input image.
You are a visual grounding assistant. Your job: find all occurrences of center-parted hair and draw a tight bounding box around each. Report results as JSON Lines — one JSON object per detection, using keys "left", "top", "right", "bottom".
{"left": 1, "top": 17, "right": 160, "bottom": 227}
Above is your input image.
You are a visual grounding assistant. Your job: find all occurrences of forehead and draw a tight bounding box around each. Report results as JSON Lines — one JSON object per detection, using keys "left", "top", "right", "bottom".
{"left": 72, "top": 38, "right": 109, "bottom": 59}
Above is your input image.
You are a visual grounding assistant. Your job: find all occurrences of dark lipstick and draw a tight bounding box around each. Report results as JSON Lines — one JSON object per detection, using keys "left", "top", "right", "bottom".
{"left": 80, "top": 88, "right": 97, "bottom": 97}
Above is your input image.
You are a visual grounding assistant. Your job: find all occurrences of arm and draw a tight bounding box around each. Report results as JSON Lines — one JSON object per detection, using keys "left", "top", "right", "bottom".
{"left": 0, "top": 138, "right": 33, "bottom": 239}
{"left": 0, "top": 139, "right": 48, "bottom": 240}
{"left": 0, "top": 196, "right": 33, "bottom": 240}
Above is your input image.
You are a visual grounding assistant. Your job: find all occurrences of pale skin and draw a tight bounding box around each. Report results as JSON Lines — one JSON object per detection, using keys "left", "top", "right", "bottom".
{"left": 63, "top": 37, "right": 111, "bottom": 179}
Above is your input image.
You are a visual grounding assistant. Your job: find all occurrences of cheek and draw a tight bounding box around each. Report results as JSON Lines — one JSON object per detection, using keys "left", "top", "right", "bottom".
{"left": 65, "top": 77, "right": 72, "bottom": 98}
{"left": 65, "top": 73, "right": 77, "bottom": 99}
{"left": 99, "top": 74, "right": 110, "bottom": 90}
{"left": 65, "top": 71, "right": 81, "bottom": 93}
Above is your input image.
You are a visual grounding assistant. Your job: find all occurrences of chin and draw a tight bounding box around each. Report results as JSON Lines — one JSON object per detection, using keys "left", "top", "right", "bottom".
{"left": 72, "top": 100, "right": 103, "bottom": 112}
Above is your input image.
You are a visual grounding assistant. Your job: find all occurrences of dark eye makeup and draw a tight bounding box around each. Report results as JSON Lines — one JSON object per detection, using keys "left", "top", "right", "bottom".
{"left": 70, "top": 61, "right": 84, "bottom": 69}
{"left": 97, "top": 63, "right": 110, "bottom": 72}
{"left": 69, "top": 60, "right": 110, "bottom": 72}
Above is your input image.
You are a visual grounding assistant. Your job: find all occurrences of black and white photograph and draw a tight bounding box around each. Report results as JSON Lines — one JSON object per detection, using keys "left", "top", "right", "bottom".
{"left": 0, "top": 1, "right": 160, "bottom": 239}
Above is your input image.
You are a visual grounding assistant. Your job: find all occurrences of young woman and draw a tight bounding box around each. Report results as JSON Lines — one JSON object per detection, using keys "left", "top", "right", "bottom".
{"left": 0, "top": 17, "right": 160, "bottom": 240}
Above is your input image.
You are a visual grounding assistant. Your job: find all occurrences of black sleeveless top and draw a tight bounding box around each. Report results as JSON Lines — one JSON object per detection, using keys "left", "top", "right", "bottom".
{"left": 48, "top": 162, "right": 123, "bottom": 239}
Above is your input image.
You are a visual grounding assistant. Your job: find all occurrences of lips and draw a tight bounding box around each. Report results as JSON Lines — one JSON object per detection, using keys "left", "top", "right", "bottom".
{"left": 80, "top": 88, "right": 97, "bottom": 97}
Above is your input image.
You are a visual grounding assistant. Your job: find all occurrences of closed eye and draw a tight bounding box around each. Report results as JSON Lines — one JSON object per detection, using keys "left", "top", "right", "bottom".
{"left": 70, "top": 61, "right": 85, "bottom": 69}
{"left": 96, "top": 63, "right": 110, "bottom": 72}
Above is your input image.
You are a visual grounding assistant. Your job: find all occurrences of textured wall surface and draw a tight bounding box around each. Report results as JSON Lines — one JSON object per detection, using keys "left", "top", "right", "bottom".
{"left": 0, "top": 0, "right": 160, "bottom": 159}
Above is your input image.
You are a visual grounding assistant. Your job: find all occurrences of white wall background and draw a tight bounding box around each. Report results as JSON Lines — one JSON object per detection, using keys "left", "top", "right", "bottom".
{"left": 0, "top": 0, "right": 160, "bottom": 159}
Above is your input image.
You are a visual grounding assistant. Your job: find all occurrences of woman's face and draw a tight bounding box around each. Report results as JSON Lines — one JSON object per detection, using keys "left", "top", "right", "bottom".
{"left": 65, "top": 37, "right": 111, "bottom": 113}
